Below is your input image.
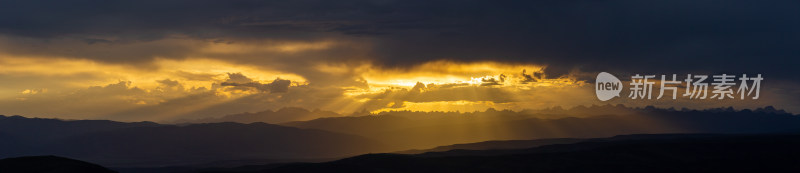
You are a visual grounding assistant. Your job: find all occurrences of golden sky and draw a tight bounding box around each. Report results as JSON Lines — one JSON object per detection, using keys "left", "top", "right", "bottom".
{"left": 0, "top": 39, "right": 792, "bottom": 122}
{"left": 0, "top": 49, "right": 592, "bottom": 121}
{"left": 1, "top": 1, "right": 798, "bottom": 122}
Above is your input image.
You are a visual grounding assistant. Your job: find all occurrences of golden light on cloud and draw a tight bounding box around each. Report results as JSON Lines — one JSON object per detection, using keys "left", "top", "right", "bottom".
{"left": 0, "top": 55, "right": 306, "bottom": 90}
{"left": 0, "top": 35, "right": 598, "bottom": 118}
{"left": 0, "top": 54, "right": 312, "bottom": 121}
{"left": 325, "top": 60, "right": 590, "bottom": 113}
{"left": 0, "top": 53, "right": 594, "bottom": 121}
{"left": 371, "top": 100, "right": 504, "bottom": 114}
{"left": 362, "top": 60, "right": 547, "bottom": 86}
{"left": 0, "top": 48, "right": 785, "bottom": 122}
{"left": 153, "top": 58, "right": 307, "bottom": 88}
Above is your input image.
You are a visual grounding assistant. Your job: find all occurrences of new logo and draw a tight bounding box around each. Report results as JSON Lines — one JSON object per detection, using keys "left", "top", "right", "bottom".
{"left": 596, "top": 72, "right": 622, "bottom": 101}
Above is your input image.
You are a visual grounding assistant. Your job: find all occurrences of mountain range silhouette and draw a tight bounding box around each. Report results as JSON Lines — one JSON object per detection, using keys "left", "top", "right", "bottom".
{"left": 0, "top": 105, "right": 798, "bottom": 170}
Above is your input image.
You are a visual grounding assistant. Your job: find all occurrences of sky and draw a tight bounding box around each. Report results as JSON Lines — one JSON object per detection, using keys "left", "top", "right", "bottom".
{"left": 0, "top": 0, "right": 798, "bottom": 122}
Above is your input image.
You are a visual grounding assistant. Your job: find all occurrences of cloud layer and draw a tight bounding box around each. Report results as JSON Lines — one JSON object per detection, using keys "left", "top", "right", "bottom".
{"left": 0, "top": 0, "right": 798, "bottom": 121}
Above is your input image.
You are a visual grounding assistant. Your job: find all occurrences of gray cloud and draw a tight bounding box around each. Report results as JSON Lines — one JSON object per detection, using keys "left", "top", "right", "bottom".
{"left": 0, "top": 0, "right": 797, "bottom": 81}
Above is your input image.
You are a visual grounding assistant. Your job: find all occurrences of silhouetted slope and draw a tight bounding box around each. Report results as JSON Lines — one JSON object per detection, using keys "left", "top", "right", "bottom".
{"left": 0, "top": 115, "right": 159, "bottom": 143}
{"left": 43, "top": 122, "right": 388, "bottom": 167}
{"left": 0, "top": 115, "right": 389, "bottom": 167}
{"left": 284, "top": 106, "right": 800, "bottom": 149}
{"left": 0, "top": 115, "right": 162, "bottom": 157}
{"left": 0, "top": 155, "right": 117, "bottom": 173}
{"left": 2, "top": 106, "right": 798, "bottom": 169}
{"left": 223, "top": 134, "right": 800, "bottom": 173}
{"left": 395, "top": 138, "right": 585, "bottom": 154}
{"left": 0, "top": 131, "right": 23, "bottom": 150}
{"left": 184, "top": 107, "right": 343, "bottom": 124}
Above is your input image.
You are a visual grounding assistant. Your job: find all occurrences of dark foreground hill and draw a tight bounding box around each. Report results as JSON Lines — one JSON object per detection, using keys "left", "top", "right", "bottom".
{"left": 0, "top": 155, "right": 117, "bottom": 173}
{"left": 200, "top": 133, "right": 800, "bottom": 173}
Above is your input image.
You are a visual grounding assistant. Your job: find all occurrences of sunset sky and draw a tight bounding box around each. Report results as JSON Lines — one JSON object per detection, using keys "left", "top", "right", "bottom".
{"left": 0, "top": 0, "right": 798, "bottom": 122}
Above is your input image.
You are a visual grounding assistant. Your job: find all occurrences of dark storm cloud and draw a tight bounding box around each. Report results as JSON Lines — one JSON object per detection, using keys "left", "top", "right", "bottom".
{"left": 357, "top": 0, "right": 800, "bottom": 80}
{"left": 1, "top": 0, "right": 798, "bottom": 80}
